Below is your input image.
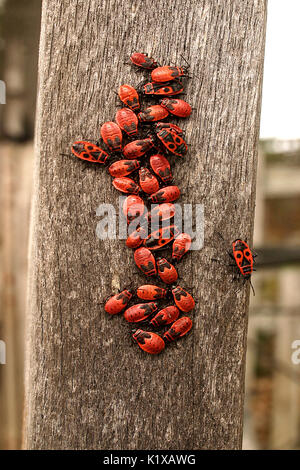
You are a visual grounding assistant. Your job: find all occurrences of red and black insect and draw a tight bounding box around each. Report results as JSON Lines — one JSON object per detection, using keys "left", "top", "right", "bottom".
{"left": 139, "top": 167, "right": 160, "bottom": 194}
{"left": 112, "top": 177, "right": 141, "bottom": 194}
{"left": 132, "top": 329, "right": 165, "bottom": 354}
{"left": 108, "top": 159, "right": 140, "bottom": 177}
{"left": 172, "top": 233, "right": 192, "bottom": 262}
{"left": 138, "top": 105, "right": 169, "bottom": 122}
{"left": 160, "top": 98, "right": 192, "bottom": 118}
{"left": 171, "top": 286, "right": 195, "bottom": 312}
{"left": 150, "top": 306, "right": 179, "bottom": 328}
{"left": 154, "top": 122, "right": 184, "bottom": 135}
{"left": 157, "top": 257, "right": 178, "bottom": 284}
{"left": 232, "top": 239, "right": 255, "bottom": 278}
{"left": 149, "top": 154, "right": 173, "bottom": 184}
{"left": 71, "top": 141, "right": 110, "bottom": 164}
{"left": 123, "top": 195, "right": 145, "bottom": 222}
{"left": 144, "top": 225, "right": 180, "bottom": 251}
{"left": 156, "top": 258, "right": 178, "bottom": 284}
{"left": 151, "top": 65, "right": 188, "bottom": 83}
{"left": 100, "top": 121, "right": 122, "bottom": 152}
{"left": 156, "top": 128, "right": 187, "bottom": 157}
{"left": 141, "top": 80, "right": 184, "bottom": 96}
{"left": 118, "top": 84, "right": 140, "bottom": 111}
{"left": 136, "top": 284, "right": 167, "bottom": 301}
{"left": 105, "top": 289, "right": 133, "bottom": 315}
{"left": 126, "top": 226, "right": 147, "bottom": 249}
{"left": 147, "top": 203, "right": 176, "bottom": 222}
{"left": 123, "top": 137, "right": 155, "bottom": 159}
{"left": 148, "top": 186, "right": 180, "bottom": 203}
{"left": 115, "top": 108, "right": 138, "bottom": 136}
{"left": 124, "top": 302, "right": 158, "bottom": 322}
{"left": 163, "top": 316, "right": 192, "bottom": 342}
{"left": 134, "top": 247, "right": 157, "bottom": 276}
{"left": 130, "top": 52, "right": 158, "bottom": 70}
{"left": 216, "top": 232, "right": 257, "bottom": 294}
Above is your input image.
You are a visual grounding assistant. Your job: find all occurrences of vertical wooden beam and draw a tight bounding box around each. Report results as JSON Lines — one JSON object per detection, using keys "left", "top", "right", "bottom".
{"left": 24, "top": 0, "right": 267, "bottom": 449}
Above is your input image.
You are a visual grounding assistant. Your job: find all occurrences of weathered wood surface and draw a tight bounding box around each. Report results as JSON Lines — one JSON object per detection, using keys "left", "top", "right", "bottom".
{"left": 24, "top": 0, "right": 267, "bottom": 449}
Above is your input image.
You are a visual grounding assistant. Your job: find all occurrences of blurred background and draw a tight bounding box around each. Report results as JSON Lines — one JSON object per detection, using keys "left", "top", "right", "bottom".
{"left": 0, "top": 0, "right": 300, "bottom": 450}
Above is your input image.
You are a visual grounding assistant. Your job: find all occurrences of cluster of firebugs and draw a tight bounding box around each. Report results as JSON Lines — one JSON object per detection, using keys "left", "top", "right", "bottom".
{"left": 69, "top": 52, "right": 256, "bottom": 355}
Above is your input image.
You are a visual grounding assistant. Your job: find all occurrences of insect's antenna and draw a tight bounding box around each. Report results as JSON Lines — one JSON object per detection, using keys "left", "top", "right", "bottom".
{"left": 249, "top": 279, "right": 255, "bottom": 296}
{"left": 180, "top": 54, "right": 190, "bottom": 68}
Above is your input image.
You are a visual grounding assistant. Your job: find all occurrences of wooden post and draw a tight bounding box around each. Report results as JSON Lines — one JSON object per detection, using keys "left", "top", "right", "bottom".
{"left": 24, "top": 0, "right": 267, "bottom": 449}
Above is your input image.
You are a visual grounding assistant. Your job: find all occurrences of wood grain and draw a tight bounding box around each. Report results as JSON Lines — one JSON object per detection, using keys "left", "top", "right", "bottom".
{"left": 24, "top": 0, "right": 267, "bottom": 449}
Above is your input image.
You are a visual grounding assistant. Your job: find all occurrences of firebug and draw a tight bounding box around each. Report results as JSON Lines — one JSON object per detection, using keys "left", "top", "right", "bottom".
{"left": 172, "top": 233, "right": 192, "bottom": 262}
{"left": 134, "top": 247, "right": 157, "bottom": 276}
{"left": 105, "top": 289, "right": 133, "bottom": 315}
{"left": 149, "top": 154, "right": 173, "bottom": 184}
{"left": 108, "top": 159, "right": 140, "bottom": 177}
{"left": 138, "top": 105, "right": 169, "bottom": 123}
{"left": 160, "top": 98, "right": 192, "bottom": 118}
{"left": 130, "top": 52, "right": 158, "bottom": 70}
{"left": 136, "top": 285, "right": 167, "bottom": 301}
{"left": 71, "top": 141, "right": 110, "bottom": 164}
{"left": 123, "top": 137, "right": 155, "bottom": 159}
{"left": 100, "top": 121, "right": 122, "bottom": 152}
{"left": 157, "top": 257, "right": 178, "bottom": 284}
{"left": 171, "top": 286, "right": 195, "bottom": 312}
{"left": 139, "top": 167, "right": 160, "bottom": 194}
{"left": 150, "top": 306, "right": 179, "bottom": 328}
{"left": 115, "top": 108, "right": 138, "bottom": 136}
{"left": 118, "top": 84, "right": 140, "bottom": 111}
{"left": 132, "top": 329, "right": 165, "bottom": 354}
{"left": 148, "top": 186, "right": 180, "bottom": 203}
{"left": 124, "top": 302, "right": 158, "bottom": 322}
{"left": 112, "top": 177, "right": 141, "bottom": 194}
{"left": 163, "top": 316, "right": 192, "bottom": 342}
